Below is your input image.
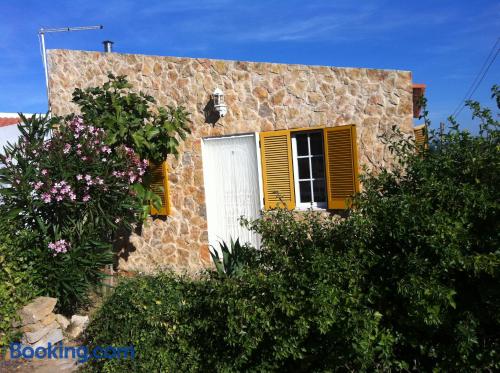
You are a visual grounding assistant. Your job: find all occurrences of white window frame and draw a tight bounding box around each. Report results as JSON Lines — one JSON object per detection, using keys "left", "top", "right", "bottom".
{"left": 291, "top": 131, "right": 327, "bottom": 210}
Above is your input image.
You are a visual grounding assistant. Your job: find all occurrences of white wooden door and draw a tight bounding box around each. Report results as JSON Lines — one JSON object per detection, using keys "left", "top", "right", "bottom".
{"left": 202, "top": 134, "right": 261, "bottom": 251}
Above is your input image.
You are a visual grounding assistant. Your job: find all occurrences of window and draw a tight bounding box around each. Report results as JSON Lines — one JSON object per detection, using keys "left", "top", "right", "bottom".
{"left": 413, "top": 124, "right": 428, "bottom": 151}
{"left": 259, "top": 125, "right": 359, "bottom": 210}
{"left": 291, "top": 131, "right": 327, "bottom": 209}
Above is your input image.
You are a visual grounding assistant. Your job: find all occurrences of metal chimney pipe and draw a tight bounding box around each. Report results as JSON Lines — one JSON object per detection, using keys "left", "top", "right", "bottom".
{"left": 102, "top": 40, "right": 114, "bottom": 53}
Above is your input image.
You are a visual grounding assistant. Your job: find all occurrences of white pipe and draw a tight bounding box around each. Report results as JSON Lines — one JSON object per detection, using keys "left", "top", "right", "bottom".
{"left": 40, "top": 32, "right": 50, "bottom": 111}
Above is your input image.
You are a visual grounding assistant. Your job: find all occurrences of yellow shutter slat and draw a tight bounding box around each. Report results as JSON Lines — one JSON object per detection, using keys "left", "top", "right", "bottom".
{"left": 149, "top": 161, "right": 170, "bottom": 216}
{"left": 260, "top": 130, "right": 295, "bottom": 210}
{"left": 323, "top": 125, "right": 360, "bottom": 209}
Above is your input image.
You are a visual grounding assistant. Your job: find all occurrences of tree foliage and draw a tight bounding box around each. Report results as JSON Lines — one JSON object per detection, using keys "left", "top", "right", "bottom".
{"left": 71, "top": 73, "right": 190, "bottom": 164}
{"left": 70, "top": 73, "right": 191, "bottom": 215}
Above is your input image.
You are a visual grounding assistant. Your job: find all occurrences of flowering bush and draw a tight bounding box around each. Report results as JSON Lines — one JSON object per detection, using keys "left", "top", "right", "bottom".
{"left": 71, "top": 74, "right": 191, "bottom": 215}
{"left": 0, "top": 114, "right": 146, "bottom": 312}
{"left": 0, "top": 75, "right": 191, "bottom": 314}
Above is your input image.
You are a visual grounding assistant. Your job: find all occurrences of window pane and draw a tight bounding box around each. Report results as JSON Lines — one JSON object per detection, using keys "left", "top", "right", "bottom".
{"left": 313, "top": 180, "right": 326, "bottom": 202}
{"left": 311, "top": 157, "right": 325, "bottom": 178}
{"left": 298, "top": 158, "right": 310, "bottom": 179}
{"left": 296, "top": 134, "right": 309, "bottom": 156}
{"left": 309, "top": 133, "right": 323, "bottom": 155}
{"left": 299, "top": 181, "right": 312, "bottom": 203}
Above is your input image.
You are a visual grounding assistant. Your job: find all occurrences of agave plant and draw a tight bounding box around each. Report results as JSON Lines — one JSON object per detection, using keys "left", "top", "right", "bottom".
{"left": 209, "top": 238, "right": 246, "bottom": 277}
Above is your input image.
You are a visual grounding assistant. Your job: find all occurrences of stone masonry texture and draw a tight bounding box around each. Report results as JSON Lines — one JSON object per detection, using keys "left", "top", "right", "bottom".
{"left": 47, "top": 49, "right": 414, "bottom": 274}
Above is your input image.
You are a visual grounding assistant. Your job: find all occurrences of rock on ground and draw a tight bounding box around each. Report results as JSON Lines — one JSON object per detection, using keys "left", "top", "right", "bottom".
{"left": 55, "top": 314, "right": 70, "bottom": 330}
{"left": 18, "top": 297, "right": 57, "bottom": 325}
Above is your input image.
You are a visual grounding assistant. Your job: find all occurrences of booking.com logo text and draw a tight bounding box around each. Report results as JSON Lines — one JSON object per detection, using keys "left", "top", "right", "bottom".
{"left": 4, "top": 342, "right": 135, "bottom": 363}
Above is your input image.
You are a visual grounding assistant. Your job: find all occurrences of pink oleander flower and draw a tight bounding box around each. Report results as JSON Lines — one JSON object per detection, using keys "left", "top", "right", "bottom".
{"left": 82, "top": 194, "right": 91, "bottom": 202}
{"left": 63, "top": 143, "right": 71, "bottom": 154}
{"left": 48, "top": 239, "right": 70, "bottom": 255}
{"left": 55, "top": 195, "right": 64, "bottom": 201}
{"left": 69, "top": 192, "right": 76, "bottom": 201}
{"left": 34, "top": 181, "right": 44, "bottom": 190}
{"left": 41, "top": 193, "right": 51, "bottom": 203}
{"left": 84, "top": 175, "right": 92, "bottom": 181}
{"left": 76, "top": 174, "right": 83, "bottom": 181}
{"left": 41, "top": 169, "right": 48, "bottom": 176}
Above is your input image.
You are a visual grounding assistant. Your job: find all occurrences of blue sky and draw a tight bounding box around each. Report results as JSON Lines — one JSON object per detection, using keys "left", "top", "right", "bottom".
{"left": 0, "top": 0, "right": 498, "bottom": 130}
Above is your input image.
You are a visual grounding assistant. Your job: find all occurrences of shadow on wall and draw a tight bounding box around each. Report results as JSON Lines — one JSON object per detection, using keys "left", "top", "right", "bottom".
{"left": 203, "top": 97, "right": 220, "bottom": 125}
{"left": 113, "top": 222, "right": 148, "bottom": 268}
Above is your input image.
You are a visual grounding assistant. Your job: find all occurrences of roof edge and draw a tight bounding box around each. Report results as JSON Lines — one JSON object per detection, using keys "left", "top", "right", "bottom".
{"left": 47, "top": 49, "right": 413, "bottom": 75}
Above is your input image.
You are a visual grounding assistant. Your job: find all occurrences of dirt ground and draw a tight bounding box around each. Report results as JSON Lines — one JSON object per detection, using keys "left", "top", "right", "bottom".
{"left": 0, "top": 355, "right": 79, "bottom": 372}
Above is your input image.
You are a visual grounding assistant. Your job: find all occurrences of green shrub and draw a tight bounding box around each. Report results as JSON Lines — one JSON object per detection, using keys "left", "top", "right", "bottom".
{"left": 83, "top": 90, "right": 499, "bottom": 371}
{"left": 83, "top": 273, "right": 205, "bottom": 372}
{"left": 83, "top": 224, "right": 394, "bottom": 372}
{"left": 0, "top": 225, "right": 40, "bottom": 347}
{"left": 340, "top": 89, "right": 500, "bottom": 370}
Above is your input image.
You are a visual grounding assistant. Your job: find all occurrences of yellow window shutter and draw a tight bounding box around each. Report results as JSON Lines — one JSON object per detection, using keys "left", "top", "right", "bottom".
{"left": 260, "top": 130, "right": 295, "bottom": 210}
{"left": 323, "top": 125, "right": 360, "bottom": 209}
{"left": 414, "top": 124, "right": 428, "bottom": 151}
{"left": 149, "top": 161, "right": 170, "bottom": 216}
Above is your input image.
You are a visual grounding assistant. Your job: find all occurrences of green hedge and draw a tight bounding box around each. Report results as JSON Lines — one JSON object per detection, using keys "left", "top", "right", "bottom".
{"left": 0, "top": 227, "right": 41, "bottom": 347}
{"left": 84, "top": 261, "right": 390, "bottom": 372}
{"left": 83, "top": 91, "right": 499, "bottom": 371}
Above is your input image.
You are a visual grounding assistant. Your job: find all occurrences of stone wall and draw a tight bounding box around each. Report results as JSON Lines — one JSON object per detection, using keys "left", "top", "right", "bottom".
{"left": 47, "top": 49, "right": 414, "bottom": 274}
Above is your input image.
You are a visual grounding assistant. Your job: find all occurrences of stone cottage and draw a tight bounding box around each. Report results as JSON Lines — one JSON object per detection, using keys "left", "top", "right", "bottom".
{"left": 47, "top": 49, "right": 423, "bottom": 274}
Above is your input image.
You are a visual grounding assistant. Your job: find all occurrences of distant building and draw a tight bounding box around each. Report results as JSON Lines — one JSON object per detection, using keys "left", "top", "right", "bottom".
{"left": 0, "top": 113, "right": 23, "bottom": 151}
